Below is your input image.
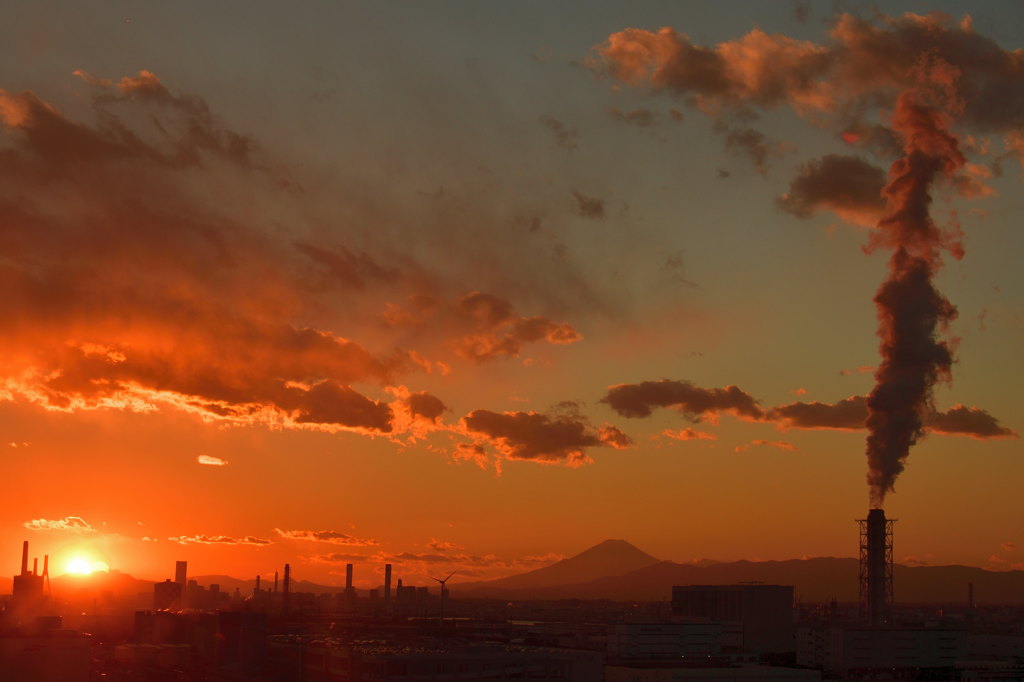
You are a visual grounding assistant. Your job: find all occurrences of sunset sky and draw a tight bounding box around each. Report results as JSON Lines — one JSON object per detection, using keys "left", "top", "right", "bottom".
{"left": 2, "top": 1, "right": 1022, "bottom": 589}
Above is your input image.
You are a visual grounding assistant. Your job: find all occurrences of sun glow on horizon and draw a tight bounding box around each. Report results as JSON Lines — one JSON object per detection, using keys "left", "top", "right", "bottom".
{"left": 65, "top": 557, "right": 110, "bottom": 575}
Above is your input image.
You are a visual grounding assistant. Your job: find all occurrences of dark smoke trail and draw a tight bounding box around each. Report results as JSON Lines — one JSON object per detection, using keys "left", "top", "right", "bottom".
{"left": 866, "top": 91, "right": 964, "bottom": 507}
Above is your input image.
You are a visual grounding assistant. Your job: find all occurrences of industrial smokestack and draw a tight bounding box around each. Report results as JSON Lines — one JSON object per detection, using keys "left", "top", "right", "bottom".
{"left": 33, "top": 557, "right": 38, "bottom": 576}
{"left": 384, "top": 563, "right": 392, "bottom": 603}
{"left": 346, "top": 563, "right": 353, "bottom": 590}
{"left": 283, "top": 563, "right": 291, "bottom": 616}
{"left": 20, "top": 541, "right": 28, "bottom": 575}
{"left": 274, "top": 570, "right": 278, "bottom": 593}
{"left": 859, "top": 508, "right": 894, "bottom": 626}
{"left": 256, "top": 575, "right": 261, "bottom": 592}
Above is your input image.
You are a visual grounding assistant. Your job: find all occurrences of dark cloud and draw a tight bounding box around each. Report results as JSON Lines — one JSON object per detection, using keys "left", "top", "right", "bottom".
{"left": 461, "top": 409, "right": 623, "bottom": 466}
{"left": 768, "top": 396, "right": 1015, "bottom": 441}
{"left": 792, "top": 0, "right": 811, "bottom": 24}
{"left": 570, "top": 190, "right": 606, "bottom": 219}
{"left": 602, "top": 380, "right": 763, "bottom": 420}
{"left": 539, "top": 114, "right": 578, "bottom": 151}
{"left": 289, "top": 381, "right": 393, "bottom": 432}
{"left": 294, "top": 242, "right": 397, "bottom": 291}
{"left": 768, "top": 395, "right": 868, "bottom": 430}
{"left": 777, "top": 154, "right": 887, "bottom": 226}
{"left": 604, "top": 382, "right": 1014, "bottom": 443}
{"left": 607, "top": 107, "right": 657, "bottom": 127}
{"left": 930, "top": 405, "right": 1018, "bottom": 439}
{"left": 407, "top": 391, "right": 447, "bottom": 423}
{"left": 453, "top": 292, "right": 581, "bottom": 362}
{"left": 723, "top": 127, "right": 773, "bottom": 175}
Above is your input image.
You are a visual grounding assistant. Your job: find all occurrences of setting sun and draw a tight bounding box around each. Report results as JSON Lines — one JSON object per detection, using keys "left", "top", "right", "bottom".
{"left": 65, "top": 558, "right": 109, "bottom": 575}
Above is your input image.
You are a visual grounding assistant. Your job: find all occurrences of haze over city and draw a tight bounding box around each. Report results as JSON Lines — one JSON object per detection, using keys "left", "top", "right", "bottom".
{"left": 2, "top": 0, "right": 1023, "bottom": 592}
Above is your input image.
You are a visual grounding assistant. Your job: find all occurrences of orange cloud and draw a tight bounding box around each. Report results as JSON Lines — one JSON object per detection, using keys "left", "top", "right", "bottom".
{"left": 0, "top": 74, "right": 422, "bottom": 440}
{"left": 274, "top": 529, "right": 379, "bottom": 546}
{"left": 168, "top": 535, "right": 271, "bottom": 546}
{"left": 777, "top": 154, "right": 887, "bottom": 226}
{"left": 197, "top": 455, "right": 228, "bottom": 466}
{"left": 735, "top": 440, "right": 797, "bottom": 453}
{"left": 661, "top": 427, "right": 717, "bottom": 441}
{"left": 598, "top": 13, "right": 1024, "bottom": 134}
{"left": 23, "top": 516, "right": 95, "bottom": 532}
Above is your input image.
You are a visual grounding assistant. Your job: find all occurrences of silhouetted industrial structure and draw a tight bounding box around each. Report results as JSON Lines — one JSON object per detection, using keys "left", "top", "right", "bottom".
{"left": 11, "top": 540, "right": 47, "bottom": 620}
{"left": 858, "top": 508, "right": 894, "bottom": 626}
{"left": 671, "top": 584, "right": 794, "bottom": 654}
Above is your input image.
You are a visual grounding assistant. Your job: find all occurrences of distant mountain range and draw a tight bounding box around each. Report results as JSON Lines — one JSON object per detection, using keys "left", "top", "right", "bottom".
{"left": 5, "top": 539, "right": 1024, "bottom": 605}
{"left": 454, "top": 540, "right": 1024, "bottom": 605}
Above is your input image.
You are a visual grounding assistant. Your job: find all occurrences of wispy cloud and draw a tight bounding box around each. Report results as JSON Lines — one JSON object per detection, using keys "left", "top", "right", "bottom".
{"left": 734, "top": 440, "right": 797, "bottom": 453}
{"left": 168, "top": 534, "right": 271, "bottom": 546}
{"left": 197, "top": 454, "right": 228, "bottom": 466}
{"left": 275, "top": 528, "right": 379, "bottom": 546}
{"left": 24, "top": 516, "right": 95, "bottom": 532}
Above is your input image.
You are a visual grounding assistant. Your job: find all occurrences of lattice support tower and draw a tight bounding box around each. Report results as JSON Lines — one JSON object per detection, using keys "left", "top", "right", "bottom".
{"left": 858, "top": 508, "right": 895, "bottom": 627}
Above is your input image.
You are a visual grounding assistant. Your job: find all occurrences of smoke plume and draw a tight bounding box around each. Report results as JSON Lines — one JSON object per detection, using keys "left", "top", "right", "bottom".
{"left": 866, "top": 83, "right": 965, "bottom": 506}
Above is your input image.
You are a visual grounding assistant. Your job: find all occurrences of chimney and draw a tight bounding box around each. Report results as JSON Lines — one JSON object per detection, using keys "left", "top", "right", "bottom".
{"left": 283, "top": 563, "right": 291, "bottom": 616}
{"left": 21, "top": 540, "right": 28, "bottom": 575}
{"left": 274, "top": 570, "right": 278, "bottom": 593}
{"left": 858, "top": 508, "right": 894, "bottom": 626}
{"left": 384, "top": 563, "right": 392, "bottom": 603}
{"left": 256, "top": 575, "right": 261, "bottom": 592}
{"left": 346, "top": 563, "right": 353, "bottom": 590}
{"left": 33, "top": 557, "right": 38, "bottom": 576}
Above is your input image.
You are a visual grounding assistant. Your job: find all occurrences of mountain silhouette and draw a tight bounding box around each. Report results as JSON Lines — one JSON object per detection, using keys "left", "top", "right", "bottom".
{"left": 459, "top": 539, "right": 660, "bottom": 593}
{"left": 459, "top": 550, "right": 1024, "bottom": 605}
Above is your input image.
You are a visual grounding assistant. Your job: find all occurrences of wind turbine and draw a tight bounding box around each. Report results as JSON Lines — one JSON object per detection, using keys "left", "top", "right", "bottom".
{"left": 431, "top": 571, "right": 456, "bottom": 628}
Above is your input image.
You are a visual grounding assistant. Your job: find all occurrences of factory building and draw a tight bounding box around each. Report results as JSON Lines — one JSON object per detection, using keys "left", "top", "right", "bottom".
{"left": 671, "top": 584, "right": 795, "bottom": 654}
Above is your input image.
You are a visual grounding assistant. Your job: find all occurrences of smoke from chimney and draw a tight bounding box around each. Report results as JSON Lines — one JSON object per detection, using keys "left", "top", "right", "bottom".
{"left": 865, "top": 76, "right": 964, "bottom": 507}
